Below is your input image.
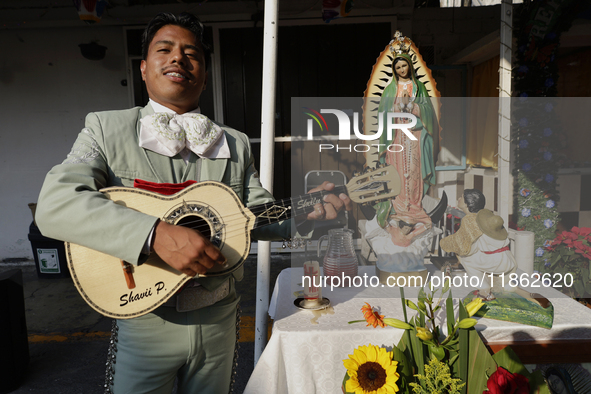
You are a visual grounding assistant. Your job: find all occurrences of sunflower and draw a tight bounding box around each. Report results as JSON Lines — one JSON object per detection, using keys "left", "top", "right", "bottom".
{"left": 361, "top": 302, "right": 386, "bottom": 328}
{"left": 343, "top": 344, "right": 400, "bottom": 394}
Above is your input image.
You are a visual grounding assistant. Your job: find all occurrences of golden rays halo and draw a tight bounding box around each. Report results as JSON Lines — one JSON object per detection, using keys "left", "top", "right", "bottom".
{"left": 362, "top": 32, "right": 442, "bottom": 163}
{"left": 344, "top": 344, "right": 400, "bottom": 394}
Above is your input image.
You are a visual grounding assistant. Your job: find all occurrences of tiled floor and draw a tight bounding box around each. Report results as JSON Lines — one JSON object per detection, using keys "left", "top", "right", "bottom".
{"left": 557, "top": 172, "right": 591, "bottom": 229}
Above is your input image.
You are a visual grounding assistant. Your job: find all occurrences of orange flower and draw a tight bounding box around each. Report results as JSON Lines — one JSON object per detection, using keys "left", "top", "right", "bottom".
{"left": 361, "top": 302, "right": 385, "bottom": 328}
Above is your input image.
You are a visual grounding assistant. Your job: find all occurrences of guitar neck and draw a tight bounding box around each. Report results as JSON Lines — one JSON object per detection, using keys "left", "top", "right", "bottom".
{"left": 249, "top": 185, "right": 348, "bottom": 229}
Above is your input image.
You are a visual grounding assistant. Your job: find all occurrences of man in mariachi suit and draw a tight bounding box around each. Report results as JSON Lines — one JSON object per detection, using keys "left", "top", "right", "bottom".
{"left": 36, "top": 12, "right": 350, "bottom": 394}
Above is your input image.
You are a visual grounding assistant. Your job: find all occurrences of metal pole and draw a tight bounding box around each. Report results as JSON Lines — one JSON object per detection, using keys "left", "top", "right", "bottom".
{"left": 255, "top": 0, "right": 278, "bottom": 366}
{"left": 498, "top": 0, "right": 512, "bottom": 225}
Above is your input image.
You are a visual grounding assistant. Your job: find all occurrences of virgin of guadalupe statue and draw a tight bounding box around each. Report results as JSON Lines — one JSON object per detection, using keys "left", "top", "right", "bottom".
{"left": 359, "top": 32, "right": 442, "bottom": 276}
{"left": 370, "top": 33, "right": 440, "bottom": 247}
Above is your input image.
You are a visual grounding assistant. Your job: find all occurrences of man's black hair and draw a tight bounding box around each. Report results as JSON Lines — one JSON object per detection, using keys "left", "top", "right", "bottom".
{"left": 141, "top": 12, "right": 212, "bottom": 69}
{"left": 463, "top": 188, "right": 486, "bottom": 213}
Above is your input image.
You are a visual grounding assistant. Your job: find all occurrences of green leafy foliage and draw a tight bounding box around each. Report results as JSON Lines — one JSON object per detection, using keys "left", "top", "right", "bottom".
{"left": 409, "top": 356, "right": 465, "bottom": 394}
{"left": 513, "top": 171, "right": 561, "bottom": 272}
{"left": 491, "top": 347, "right": 529, "bottom": 382}
{"left": 464, "top": 327, "right": 497, "bottom": 393}
{"left": 393, "top": 345, "right": 413, "bottom": 393}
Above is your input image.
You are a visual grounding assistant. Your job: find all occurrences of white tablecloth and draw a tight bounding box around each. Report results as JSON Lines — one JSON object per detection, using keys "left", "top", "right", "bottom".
{"left": 244, "top": 266, "right": 591, "bottom": 394}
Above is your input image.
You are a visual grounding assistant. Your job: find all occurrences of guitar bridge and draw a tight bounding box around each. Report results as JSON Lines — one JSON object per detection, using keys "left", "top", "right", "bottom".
{"left": 121, "top": 260, "right": 136, "bottom": 290}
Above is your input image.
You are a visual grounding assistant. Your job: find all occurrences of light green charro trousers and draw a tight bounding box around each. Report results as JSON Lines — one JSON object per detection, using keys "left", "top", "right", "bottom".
{"left": 111, "top": 281, "right": 239, "bottom": 394}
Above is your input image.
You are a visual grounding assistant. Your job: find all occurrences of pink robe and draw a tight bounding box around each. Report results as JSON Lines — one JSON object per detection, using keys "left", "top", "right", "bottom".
{"left": 385, "top": 81, "right": 431, "bottom": 229}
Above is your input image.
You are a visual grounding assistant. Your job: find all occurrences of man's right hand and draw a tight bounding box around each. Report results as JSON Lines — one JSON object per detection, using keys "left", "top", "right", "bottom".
{"left": 152, "top": 221, "right": 226, "bottom": 277}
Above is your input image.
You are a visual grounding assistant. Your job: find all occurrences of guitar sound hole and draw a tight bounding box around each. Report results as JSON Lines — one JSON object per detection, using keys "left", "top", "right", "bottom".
{"left": 176, "top": 215, "right": 216, "bottom": 245}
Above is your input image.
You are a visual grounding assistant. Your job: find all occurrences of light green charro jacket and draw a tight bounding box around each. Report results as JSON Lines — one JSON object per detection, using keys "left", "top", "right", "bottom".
{"left": 35, "top": 104, "right": 292, "bottom": 290}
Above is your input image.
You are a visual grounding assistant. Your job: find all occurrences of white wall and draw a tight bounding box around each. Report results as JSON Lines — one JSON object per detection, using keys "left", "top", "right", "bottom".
{"left": 0, "top": 26, "right": 129, "bottom": 259}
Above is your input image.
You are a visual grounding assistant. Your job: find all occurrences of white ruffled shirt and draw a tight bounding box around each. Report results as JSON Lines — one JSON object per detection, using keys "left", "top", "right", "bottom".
{"left": 140, "top": 100, "right": 231, "bottom": 163}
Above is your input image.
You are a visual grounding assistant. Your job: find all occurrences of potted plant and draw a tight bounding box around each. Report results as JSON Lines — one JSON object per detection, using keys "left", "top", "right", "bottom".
{"left": 542, "top": 226, "right": 591, "bottom": 302}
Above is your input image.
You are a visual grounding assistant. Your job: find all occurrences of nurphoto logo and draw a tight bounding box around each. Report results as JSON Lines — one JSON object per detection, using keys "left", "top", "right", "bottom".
{"left": 302, "top": 107, "right": 417, "bottom": 153}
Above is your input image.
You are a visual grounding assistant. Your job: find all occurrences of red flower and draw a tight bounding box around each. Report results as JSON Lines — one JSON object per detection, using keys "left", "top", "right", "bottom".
{"left": 484, "top": 367, "right": 529, "bottom": 394}
{"left": 565, "top": 232, "right": 578, "bottom": 241}
{"left": 580, "top": 227, "right": 591, "bottom": 237}
{"left": 574, "top": 240, "right": 586, "bottom": 253}
{"left": 572, "top": 227, "right": 581, "bottom": 236}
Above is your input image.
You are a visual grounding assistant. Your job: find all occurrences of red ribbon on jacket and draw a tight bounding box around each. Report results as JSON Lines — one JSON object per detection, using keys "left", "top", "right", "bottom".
{"left": 134, "top": 179, "right": 197, "bottom": 196}
{"left": 482, "top": 245, "right": 510, "bottom": 255}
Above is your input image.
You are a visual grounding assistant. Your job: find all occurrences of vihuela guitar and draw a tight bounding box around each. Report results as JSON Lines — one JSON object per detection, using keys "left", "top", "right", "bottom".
{"left": 67, "top": 165, "right": 400, "bottom": 319}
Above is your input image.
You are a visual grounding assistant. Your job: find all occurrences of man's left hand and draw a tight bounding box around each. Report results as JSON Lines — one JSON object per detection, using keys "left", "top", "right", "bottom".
{"left": 305, "top": 181, "right": 352, "bottom": 221}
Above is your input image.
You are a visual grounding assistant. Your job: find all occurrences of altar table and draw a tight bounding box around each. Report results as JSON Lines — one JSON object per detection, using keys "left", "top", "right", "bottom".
{"left": 244, "top": 266, "right": 591, "bottom": 394}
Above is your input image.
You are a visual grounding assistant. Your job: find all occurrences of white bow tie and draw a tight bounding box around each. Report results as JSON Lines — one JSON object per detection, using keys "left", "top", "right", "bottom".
{"left": 139, "top": 112, "right": 229, "bottom": 158}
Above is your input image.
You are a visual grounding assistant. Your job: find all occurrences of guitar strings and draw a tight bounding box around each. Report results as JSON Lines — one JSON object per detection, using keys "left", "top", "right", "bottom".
{"left": 166, "top": 186, "right": 348, "bottom": 238}
{"left": 171, "top": 204, "right": 306, "bottom": 235}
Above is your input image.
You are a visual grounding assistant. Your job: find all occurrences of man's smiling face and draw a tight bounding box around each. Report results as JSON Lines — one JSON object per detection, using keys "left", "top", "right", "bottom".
{"left": 140, "top": 24, "right": 207, "bottom": 114}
